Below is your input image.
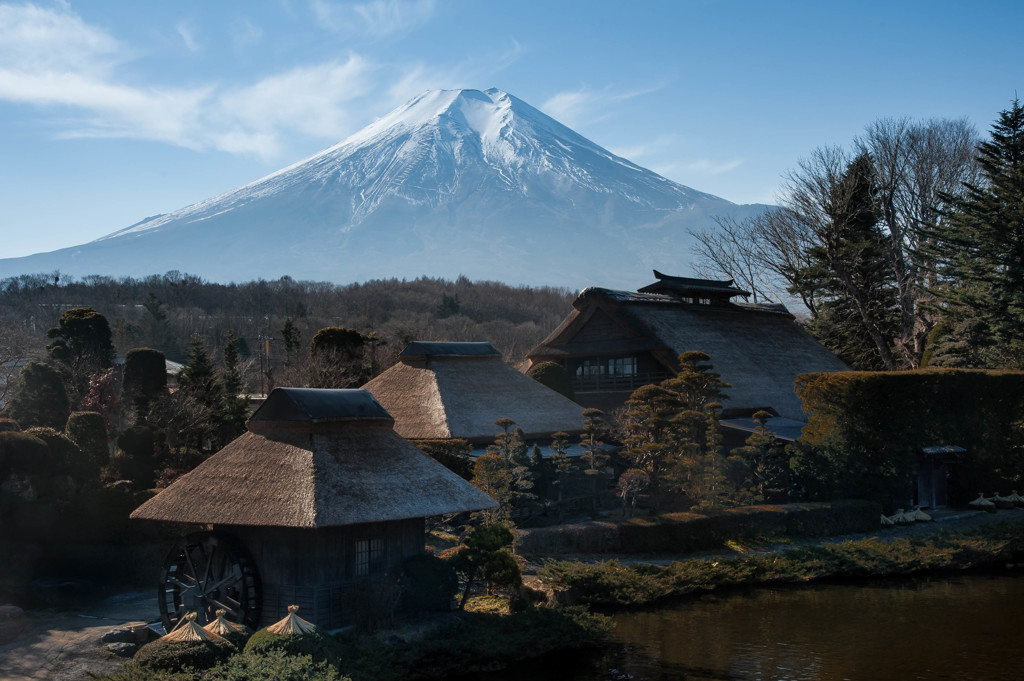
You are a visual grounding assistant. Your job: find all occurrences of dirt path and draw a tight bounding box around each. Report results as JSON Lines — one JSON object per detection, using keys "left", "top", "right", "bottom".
{"left": 0, "top": 591, "right": 158, "bottom": 681}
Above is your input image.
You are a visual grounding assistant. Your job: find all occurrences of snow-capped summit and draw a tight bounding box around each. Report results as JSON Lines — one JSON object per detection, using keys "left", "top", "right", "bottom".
{"left": 0, "top": 88, "right": 768, "bottom": 288}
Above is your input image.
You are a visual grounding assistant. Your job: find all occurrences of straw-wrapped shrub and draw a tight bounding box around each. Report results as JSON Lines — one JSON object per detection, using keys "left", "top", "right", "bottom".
{"left": 133, "top": 614, "right": 235, "bottom": 672}
{"left": 244, "top": 606, "right": 343, "bottom": 664}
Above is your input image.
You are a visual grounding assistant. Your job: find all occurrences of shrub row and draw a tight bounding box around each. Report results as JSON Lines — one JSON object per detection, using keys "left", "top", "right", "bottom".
{"left": 539, "top": 521, "right": 1024, "bottom": 608}
{"left": 515, "top": 501, "right": 880, "bottom": 556}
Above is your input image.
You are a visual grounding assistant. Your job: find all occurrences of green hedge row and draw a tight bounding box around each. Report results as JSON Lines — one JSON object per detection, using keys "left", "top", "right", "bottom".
{"left": 795, "top": 369, "right": 1024, "bottom": 506}
{"left": 540, "top": 521, "right": 1024, "bottom": 608}
{"left": 515, "top": 501, "right": 880, "bottom": 556}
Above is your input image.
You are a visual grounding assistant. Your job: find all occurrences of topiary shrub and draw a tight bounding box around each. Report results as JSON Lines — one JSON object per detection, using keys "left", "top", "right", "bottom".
{"left": 244, "top": 606, "right": 344, "bottom": 664}
{"left": 400, "top": 553, "right": 458, "bottom": 612}
{"left": 116, "top": 425, "right": 164, "bottom": 489}
{"left": 133, "top": 612, "right": 235, "bottom": 672}
{"left": 65, "top": 411, "right": 109, "bottom": 468}
{"left": 6, "top": 361, "right": 70, "bottom": 431}
{"left": 133, "top": 638, "right": 232, "bottom": 672}
{"left": 244, "top": 628, "right": 343, "bottom": 665}
{"left": 26, "top": 426, "right": 97, "bottom": 488}
{"left": 526, "top": 361, "right": 575, "bottom": 401}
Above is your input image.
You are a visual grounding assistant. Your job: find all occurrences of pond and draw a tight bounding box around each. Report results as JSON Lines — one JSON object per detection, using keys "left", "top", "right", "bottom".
{"left": 494, "top": 572, "right": 1024, "bottom": 681}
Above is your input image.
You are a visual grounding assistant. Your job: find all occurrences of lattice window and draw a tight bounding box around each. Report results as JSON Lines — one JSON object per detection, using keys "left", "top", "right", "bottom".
{"left": 354, "top": 537, "right": 386, "bottom": 578}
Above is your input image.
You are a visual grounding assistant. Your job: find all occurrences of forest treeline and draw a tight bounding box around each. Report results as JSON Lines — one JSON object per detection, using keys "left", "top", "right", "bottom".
{"left": 0, "top": 273, "right": 575, "bottom": 382}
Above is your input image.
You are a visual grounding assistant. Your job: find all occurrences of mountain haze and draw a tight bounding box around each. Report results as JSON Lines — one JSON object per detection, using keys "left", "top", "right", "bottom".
{"left": 0, "top": 88, "right": 768, "bottom": 289}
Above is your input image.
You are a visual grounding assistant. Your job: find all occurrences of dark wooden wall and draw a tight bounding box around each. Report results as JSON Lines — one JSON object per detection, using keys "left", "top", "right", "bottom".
{"left": 225, "top": 517, "right": 425, "bottom": 628}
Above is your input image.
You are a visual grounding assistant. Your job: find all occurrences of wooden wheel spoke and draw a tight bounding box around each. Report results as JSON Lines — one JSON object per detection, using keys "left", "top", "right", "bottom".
{"left": 159, "top": 532, "right": 260, "bottom": 632}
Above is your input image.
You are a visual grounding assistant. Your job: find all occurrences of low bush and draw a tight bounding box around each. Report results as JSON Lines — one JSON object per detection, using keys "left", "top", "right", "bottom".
{"left": 399, "top": 553, "right": 458, "bottom": 613}
{"left": 540, "top": 521, "right": 1024, "bottom": 608}
{"left": 244, "top": 628, "right": 344, "bottom": 665}
{"left": 335, "top": 605, "right": 610, "bottom": 681}
{"left": 133, "top": 637, "right": 235, "bottom": 672}
{"left": 102, "top": 649, "right": 346, "bottom": 681}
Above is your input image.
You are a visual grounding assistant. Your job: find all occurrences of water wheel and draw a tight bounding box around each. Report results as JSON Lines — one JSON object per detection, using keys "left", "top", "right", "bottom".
{"left": 158, "top": 531, "right": 261, "bottom": 631}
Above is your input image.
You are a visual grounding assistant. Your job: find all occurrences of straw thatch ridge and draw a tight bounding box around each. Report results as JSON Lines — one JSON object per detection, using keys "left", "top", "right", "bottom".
{"left": 131, "top": 389, "right": 496, "bottom": 527}
{"left": 528, "top": 285, "right": 848, "bottom": 420}
{"left": 363, "top": 343, "right": 586, "bottom": 443}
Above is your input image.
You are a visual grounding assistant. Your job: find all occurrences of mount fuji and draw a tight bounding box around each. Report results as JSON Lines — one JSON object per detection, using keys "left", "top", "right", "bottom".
{"left": 0, "top": 88, "right": 769, "bottom": 289}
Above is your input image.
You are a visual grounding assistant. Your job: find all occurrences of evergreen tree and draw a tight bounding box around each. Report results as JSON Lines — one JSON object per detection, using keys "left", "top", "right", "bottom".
{"left": 6, "top": 361, "right": 70, "bottom": 430}
{"left": 579, "top": 408, "right": 609, "bottom": 516}
{"left": 620, "top": 352, "right": 729, "bottom": 510}
{"left": 123, "top": 347, "right": 167, "bottom": 418}
{"left": 178, "top": 336, "right": 220, "bottom": 409}
{"left": 221, "top": 330, "right": 249, "bottom": 440}
{"left": 791, "top": 153, "right": 901, "bottom": 369}
{"left": 927, "top": 100, "right": 1024, "bottom": 367}
{"left": 281, "top": 318, "right": 301, "bottom": 366}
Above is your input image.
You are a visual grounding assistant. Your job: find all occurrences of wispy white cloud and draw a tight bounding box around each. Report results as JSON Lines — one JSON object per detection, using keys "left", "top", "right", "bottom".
{"left": 0, "top": 1, "right": 122, "bottom": 74}
{"left": 541, "top": 83, "right": 662, "bottom": 128}
{"left": 652, "top": 158, "right": 745, "bottom": 178}
{"left": 176, "top": 20, "right": 200, "bottom": 52}
{"left": 310, "top": 0, "right": 435, "bottom": 38}
{"left": 609, "top": 134, "right": 682, "bottom": 162}
{"left": 0, "top": 2, "right": 518, "bottom": 160}
{"left": 230, "top": 16, "right": 263, "bottom": 51}
{"left": 216, "top": 56, "right": 375, "bottom": 154}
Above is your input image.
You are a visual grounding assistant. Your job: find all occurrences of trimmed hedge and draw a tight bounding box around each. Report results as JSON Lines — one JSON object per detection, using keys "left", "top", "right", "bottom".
{"left": 515, "top": 501, "right": 880, "bottom": 556}
{"left": 795, "top": 369, "right": 1024, "bottom": 507}
{"left": 540, "top": 521, "right": 1024, "bottom": 608}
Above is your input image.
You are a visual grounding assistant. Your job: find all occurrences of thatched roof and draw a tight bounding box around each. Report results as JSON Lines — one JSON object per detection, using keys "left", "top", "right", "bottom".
{"left": 528, "top": 282, "right": 848, "bottom": 420}
{"left": 130, "top": 388, "right": 496, "bottom": 527}
{"left": 362, "top": 342, "right": 585, "bottom": 443}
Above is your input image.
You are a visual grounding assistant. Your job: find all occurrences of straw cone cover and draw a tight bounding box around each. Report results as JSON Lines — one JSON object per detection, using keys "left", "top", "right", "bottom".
{"left": 164, "top": 612, "right": 227, "bottom": 644}
{"left": 266, "top": 605, "right": 317, "bottom": 635}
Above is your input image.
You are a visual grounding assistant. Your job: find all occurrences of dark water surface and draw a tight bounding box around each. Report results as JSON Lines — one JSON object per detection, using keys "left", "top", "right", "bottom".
{"left": 496, "top": 573, "right": 1024, "bottom": 681}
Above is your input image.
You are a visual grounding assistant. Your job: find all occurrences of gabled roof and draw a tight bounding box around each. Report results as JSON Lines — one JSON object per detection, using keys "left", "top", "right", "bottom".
{"left": 528, "top": 287, "right": 848, "bottom": 420}
{"left": 363, "top": 341, "right": 585, "bottom": 443}
{"left": 637, "top": 269, "right": 750, "bottom": 298}
{"left": 130, "top": 388, "right": 496, "bottom": 527}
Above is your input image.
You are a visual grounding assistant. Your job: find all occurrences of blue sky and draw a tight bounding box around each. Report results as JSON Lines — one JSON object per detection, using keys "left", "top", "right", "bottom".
{"left": 1, "top": 0, "right": 1021, "bottom": 259}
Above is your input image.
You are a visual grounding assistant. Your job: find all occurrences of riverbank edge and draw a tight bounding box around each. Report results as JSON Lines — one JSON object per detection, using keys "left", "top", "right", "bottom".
{"left": 537, "top": 517, "right": 1024, "bottom": 608}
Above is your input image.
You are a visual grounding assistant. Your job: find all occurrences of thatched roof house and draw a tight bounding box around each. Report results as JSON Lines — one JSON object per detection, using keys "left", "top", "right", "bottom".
{"left": 132, "top": 388, "right": 494, "bottom": 629}
{"left": 526, "top": 271, "right": 848, "bottom": 419}
{"left": 362, "top": 341, "right": 585, "bottom": 443}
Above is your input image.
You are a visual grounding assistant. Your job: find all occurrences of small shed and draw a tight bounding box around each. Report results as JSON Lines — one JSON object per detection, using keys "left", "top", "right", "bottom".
{"left": 130, "top": 388, "right": 495, "bottom": 630}
{"left": 916, "top": 445, "right": 965, "bottom": 509}
{"left": 362, "top": 341, "right": 585, "bottom": 443}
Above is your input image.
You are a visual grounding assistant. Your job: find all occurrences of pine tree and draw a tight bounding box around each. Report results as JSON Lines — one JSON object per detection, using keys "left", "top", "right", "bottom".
{"left": 221, "top": 330, "right": 249, "bottom": 440}
{"left": 791, "top": 153, "right": 900, "bottom": 369}
{"left": 6, "top": 361, "right": 70, "bottom": 430}
{"left": 927, "top": 100, "right": 1024, "bottom": 367}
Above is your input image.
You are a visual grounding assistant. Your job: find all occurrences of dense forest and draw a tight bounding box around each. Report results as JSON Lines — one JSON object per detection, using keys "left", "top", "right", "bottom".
{"left": 0, "top": 273, "right": 576, "bottom": 396}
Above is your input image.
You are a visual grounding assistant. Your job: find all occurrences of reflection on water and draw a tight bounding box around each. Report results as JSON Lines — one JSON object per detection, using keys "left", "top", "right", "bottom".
{"left": 482, "top": 573, "right": 1024, "bottom": 681}
{"left": 609, "top": 573, "right": 1024, "bottom": 681}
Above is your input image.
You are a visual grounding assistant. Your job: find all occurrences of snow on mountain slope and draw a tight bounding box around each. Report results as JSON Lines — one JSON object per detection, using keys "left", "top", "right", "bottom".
{"left": 0, "top": 88, "right": 769, "bottom": 289}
